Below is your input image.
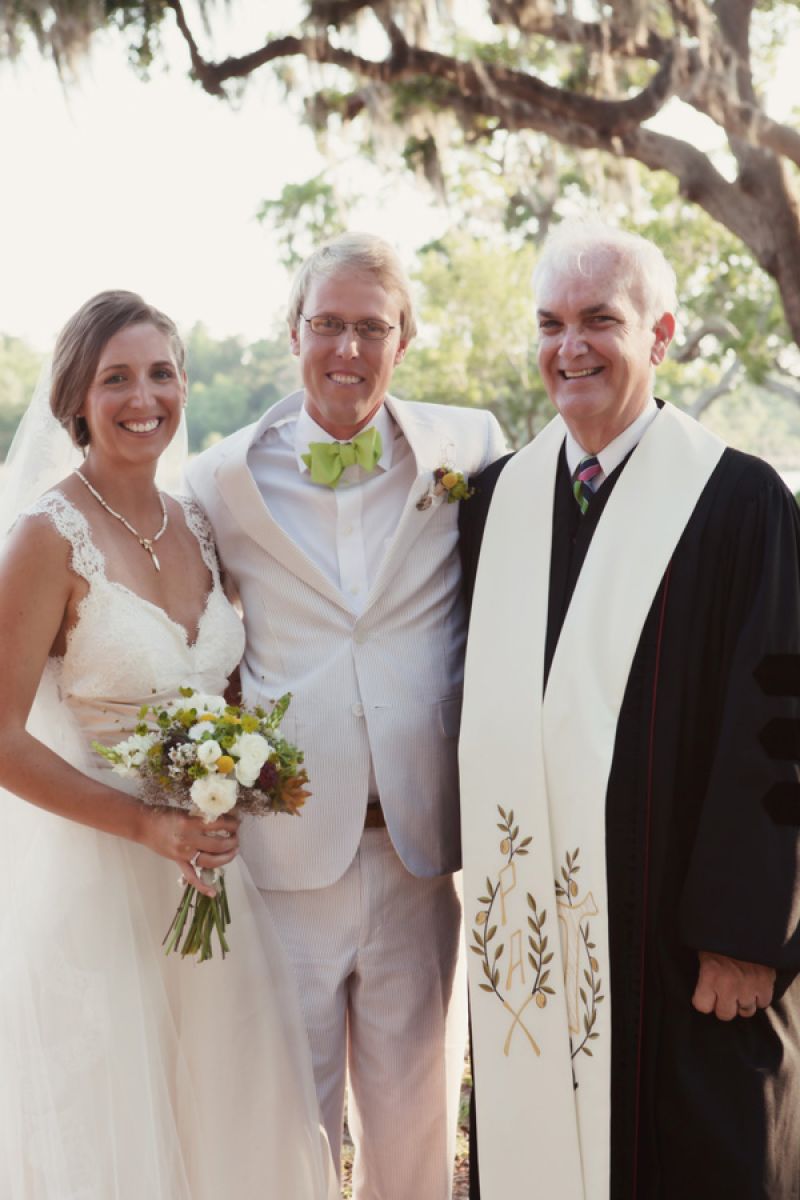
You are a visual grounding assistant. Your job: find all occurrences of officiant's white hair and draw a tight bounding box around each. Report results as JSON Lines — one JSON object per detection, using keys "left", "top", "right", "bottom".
{"left": 532, "top": 219, "right": 677, "bottom": 324}
{"left": 287, "top": 231, "right": 418, "bottom": 342}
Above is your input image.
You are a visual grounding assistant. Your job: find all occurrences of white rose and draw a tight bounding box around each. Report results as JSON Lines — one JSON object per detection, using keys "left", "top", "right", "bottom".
{"left": 230, "top": 733, "right": 271, "bottom": 788}
{"left": 234, "top": 760, "right": 259, "bottom": 787}
{"left": 196, "top": 739, "right": 223, "bottom": 766}
{"left": 188, "top": 719, "right": 216, "bottom": 741}
{"left": 190, "top": 774, "right": 238, "bottom": 820}
{"left": 231, "top": 732, "right": 271, "bottom": 767}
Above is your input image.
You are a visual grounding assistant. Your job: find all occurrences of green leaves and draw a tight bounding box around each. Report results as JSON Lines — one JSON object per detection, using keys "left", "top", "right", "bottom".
{"left": 256, "top": 175, "right": 346, "bottom": 269}
{"left": 264, "top": 691, "right": 292, "bottom": 730}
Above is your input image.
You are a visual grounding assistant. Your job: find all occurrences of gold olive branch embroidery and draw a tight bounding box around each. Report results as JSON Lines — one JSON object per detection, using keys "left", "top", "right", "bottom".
{"left": 571, "top": 921, "right": 604, "bottom": 1060}
{"left": 554, "top": 846, "right": 581, "bottom": 901}
{"left": 471, "top": 805, "right": 548, "bottom": 1056}
{"left": 554, "top": 848, "right": 604, "bottom": 1062}
{"left": 527, "top": 893, "right": 555, "bottom": 1007}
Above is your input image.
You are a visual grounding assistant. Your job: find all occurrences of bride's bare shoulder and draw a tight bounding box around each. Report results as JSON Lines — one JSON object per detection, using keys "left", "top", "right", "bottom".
{"left": 3, "top": 497, "right": 73, "bottom": 570}
{"left": 0, "top": 503, "right": 76, "bottom": 651}
{"left": 3, "top": 479, "right": 91, "bottom": 570}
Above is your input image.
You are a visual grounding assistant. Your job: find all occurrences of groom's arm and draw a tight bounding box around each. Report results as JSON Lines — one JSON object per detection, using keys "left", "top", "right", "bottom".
{"left": 482, "top": 411, "right": 509, "bottom": 471}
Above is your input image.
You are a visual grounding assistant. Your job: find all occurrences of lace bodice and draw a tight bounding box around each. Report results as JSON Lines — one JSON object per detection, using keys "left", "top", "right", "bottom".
{"left": 23, "top": 491, "right": 245, "bottom": 752}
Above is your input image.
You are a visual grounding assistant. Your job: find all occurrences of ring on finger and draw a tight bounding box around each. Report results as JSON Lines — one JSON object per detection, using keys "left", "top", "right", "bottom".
{"left": 190, "top": 850, "right": 202, "bottom": 869}
{"left": 738, "top": 1001, "right": 757, "bottom": 1014}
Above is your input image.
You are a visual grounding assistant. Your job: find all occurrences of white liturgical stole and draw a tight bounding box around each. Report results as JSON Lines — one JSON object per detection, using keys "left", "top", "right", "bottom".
{"left": 460, "top": 403, "right": 725, "bottom": 1199}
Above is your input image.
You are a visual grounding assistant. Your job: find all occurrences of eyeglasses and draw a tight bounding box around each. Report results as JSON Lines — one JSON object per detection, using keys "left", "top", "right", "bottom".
{"left": 299, "top": 313, "right": 396, "bottom": 342}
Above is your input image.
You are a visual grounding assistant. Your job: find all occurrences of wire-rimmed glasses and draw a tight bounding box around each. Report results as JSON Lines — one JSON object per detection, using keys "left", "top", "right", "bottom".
{"left": 300, "top": 313, "right": 396, "bottom": 341}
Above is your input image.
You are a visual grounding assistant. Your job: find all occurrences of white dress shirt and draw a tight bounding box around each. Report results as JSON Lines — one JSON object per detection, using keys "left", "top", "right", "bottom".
{"left": 247, "top": 398, "right": 417, "bottom": 616}
{"left": 565, "top": 397, "right": 659, "bottom": 490}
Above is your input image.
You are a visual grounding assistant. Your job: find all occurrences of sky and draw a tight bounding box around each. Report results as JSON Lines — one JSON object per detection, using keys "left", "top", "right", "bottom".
{"left": 0, "top": 3, "right": 447, "bottom": 349}
{"left": 0, "top": 4, "right": 797, "bottom": 351}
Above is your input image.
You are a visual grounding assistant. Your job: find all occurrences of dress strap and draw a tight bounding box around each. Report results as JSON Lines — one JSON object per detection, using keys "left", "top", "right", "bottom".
{"left": 175, "top": 494, "right": 224, "bottom": 586}
{"left": 21, "top": 491, "right": 106, "bottom": 585}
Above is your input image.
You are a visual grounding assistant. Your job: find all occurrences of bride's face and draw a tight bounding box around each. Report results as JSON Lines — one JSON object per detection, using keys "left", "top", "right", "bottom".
{"left": 79, "top": 322, "right": 186, "bottom": 468}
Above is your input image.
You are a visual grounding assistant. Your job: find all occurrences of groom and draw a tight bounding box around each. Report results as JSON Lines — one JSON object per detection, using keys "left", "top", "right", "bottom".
{"left": 187, "top": 232, "right": 506, "bottom": 1198}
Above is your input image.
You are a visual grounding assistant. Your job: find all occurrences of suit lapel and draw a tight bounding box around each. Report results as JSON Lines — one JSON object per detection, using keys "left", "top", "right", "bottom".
{"left": 214, "top": 392, "right": 458, "bottom": 616}
{"left": 214, "top": 392, "right": 352, "bottom": 612}
{"left": 364, "top": 397, "right": 451, "bottom": 611}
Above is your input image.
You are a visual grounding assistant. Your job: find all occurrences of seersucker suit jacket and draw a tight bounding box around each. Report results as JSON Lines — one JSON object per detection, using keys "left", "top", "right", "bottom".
{"left": 186, "top": 390, "right": 507, "bottom": 891}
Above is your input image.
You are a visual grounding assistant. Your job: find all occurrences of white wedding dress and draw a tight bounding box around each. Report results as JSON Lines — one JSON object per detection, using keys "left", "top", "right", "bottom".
{"left": 0, "top": 490, "right": 337, "bottom": 1200}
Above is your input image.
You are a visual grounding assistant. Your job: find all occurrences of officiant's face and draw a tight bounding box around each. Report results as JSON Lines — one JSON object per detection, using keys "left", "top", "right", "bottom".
{"left": 535, "top": 249, "right": 674, "bottom": 452}
{"left": 290, "top": 270, "right": 407, "bottom": 440}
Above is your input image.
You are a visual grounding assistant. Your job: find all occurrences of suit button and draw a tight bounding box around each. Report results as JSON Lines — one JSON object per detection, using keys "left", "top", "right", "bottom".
{"left": 353, "top": 630, "right": 369, "bottom": 644}
{"left": 352, "top": 703, "right": 365, "bottom": 718}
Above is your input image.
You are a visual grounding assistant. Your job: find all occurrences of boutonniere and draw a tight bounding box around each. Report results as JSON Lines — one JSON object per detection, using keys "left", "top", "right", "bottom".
{"left": 416, "top": 464, "right": 474, "bottom": 511}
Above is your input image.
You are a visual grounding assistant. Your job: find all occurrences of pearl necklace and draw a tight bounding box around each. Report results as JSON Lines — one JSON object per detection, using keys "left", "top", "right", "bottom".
{"left": 75, "top": 470, "right": 168, "bottom": 572}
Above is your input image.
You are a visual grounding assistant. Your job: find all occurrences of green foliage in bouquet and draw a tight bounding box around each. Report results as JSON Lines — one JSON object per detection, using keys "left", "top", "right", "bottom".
{"left": 93, "top": 688, "right": 311, "bottom": 962}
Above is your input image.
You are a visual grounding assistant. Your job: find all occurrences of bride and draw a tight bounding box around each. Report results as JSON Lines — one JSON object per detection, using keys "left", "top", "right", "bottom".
{"left": 0, "top": 291, "right": 336, "bottom": 1199}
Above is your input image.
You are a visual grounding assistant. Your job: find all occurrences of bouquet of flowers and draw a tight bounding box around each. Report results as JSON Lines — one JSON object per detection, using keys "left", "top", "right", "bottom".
{"left": 93, "top": 687, "right": 310, "bottom": 963}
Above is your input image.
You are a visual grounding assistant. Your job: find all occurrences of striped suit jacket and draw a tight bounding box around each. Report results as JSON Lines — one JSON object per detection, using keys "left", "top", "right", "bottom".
{"left": 186, "top": 391, "right": 507, "bottom": 890}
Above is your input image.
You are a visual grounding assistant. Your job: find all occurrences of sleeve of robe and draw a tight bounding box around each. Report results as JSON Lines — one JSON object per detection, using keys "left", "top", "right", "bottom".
{"left": 679, "top": 462, "right": 800, "bottom": 970}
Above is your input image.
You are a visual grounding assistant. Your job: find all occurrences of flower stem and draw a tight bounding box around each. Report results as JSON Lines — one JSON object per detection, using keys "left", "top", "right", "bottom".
{"left": 163, "top": 871, "right": 231, "bottom": 963}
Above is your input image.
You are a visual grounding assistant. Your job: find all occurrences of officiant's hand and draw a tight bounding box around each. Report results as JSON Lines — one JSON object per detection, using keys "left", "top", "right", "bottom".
{"left": 691, "top": 951, "right": 775, "bottom": 1021}
{"left": 141, "top": 807, "right": 240, "bottom": 897}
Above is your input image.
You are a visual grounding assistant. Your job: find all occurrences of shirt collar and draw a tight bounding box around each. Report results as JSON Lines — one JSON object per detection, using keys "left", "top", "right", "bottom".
{"left": 565, "top": 397, "right": 659, "bottom": 480}
{"left": 295, "top": 401, "right": 395, "bottom": 476}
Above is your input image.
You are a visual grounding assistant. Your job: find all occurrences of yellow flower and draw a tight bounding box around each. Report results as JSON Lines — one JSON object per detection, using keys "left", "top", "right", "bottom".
{"left": 216, "top": 755, "right": 235, "bottom": 774}
{"left": 441, "top": 471, "right": 459, "bottom": 490}
{"left": 199, "top": 712, "right": 218, "bottom": 722}
{"left": 240, "top": 714, "right": 259, "bottom": 733}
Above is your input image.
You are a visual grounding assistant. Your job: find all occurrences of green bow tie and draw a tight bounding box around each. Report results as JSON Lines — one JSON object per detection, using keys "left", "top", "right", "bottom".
{"left": 301, "top": 426, "right": 383, "bottom": 488}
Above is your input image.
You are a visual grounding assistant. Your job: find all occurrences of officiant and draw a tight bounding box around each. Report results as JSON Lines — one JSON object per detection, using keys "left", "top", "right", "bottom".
{"left": 459, "top": 220, "right": 800, "bottom": 1198}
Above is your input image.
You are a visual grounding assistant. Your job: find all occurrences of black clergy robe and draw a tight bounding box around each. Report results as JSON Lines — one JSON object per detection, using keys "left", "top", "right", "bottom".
{"left": 460, "top": 439, "right": 800, "bottom": 1199}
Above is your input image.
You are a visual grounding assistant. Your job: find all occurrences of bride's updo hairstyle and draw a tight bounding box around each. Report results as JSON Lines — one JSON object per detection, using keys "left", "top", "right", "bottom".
{"left": 50, "top": 290, "right": 186, "bottom": 449}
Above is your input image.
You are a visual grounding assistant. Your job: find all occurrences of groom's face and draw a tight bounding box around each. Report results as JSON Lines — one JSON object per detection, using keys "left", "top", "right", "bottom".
{"left": 290, "top": 269, "right": 407, "bottom": 440}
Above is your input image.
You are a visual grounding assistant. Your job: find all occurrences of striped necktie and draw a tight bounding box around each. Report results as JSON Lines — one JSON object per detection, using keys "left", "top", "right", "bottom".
{"left": 572, "top": 454, "right": 602, "bottom": 514}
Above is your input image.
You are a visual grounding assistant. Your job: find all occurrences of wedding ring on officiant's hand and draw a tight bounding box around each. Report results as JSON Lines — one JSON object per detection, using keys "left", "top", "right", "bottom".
{"left": 190, "top": 851, "right": 202, "bottom": 869}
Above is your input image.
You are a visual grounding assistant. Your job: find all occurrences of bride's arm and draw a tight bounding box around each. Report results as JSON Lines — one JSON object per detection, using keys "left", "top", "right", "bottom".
{"left": 0, "top": 515, "right": 238, "bottom": 896}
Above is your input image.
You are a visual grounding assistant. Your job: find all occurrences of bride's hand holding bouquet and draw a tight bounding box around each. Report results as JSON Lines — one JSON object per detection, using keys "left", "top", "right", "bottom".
{"left": 137, "top": 803, "right": 240, "bottom": 899}
{"left": 95, "top": 687, "right": 310, "bottom": 962}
